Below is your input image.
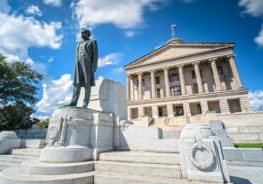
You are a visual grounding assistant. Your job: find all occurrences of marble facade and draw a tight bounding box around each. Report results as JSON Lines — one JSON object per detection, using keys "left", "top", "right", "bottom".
{"left": 125, "top": 37, "right": 252, "bottom": 124}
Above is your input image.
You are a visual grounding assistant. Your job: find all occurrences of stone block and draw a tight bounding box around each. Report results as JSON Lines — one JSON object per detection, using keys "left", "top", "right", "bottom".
{"left": 0, "top": 131, "right": 21, "bottom": 154}
{"left": 180, "top": 124, "right": 230, "bottom": 183}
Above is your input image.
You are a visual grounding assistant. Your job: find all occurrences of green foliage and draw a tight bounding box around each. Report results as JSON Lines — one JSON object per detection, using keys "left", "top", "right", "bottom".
{"left": 235, "top": 143, "right": 263, "bottom": 148}
{"left": 0, "top": 55, "right": 43, "bottom": 106}
{"left": 0, "top": 54, "right": 43, "bottom": 131}
{"left": 36, "top": 119, "right": 49, "bottom": 129}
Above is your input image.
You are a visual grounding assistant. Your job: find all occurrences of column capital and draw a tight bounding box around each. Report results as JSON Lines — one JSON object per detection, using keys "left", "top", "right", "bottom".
{"left": 178, "top": 64, "right": 184, "bottom": 68}
{"left": 162, "top": 67, "right": 169, "bottom": 71}
{"left": 226, "top": 54, "right": 236, "bottom": 60}
{"left": 208, "top": 58, "right": 217, "bottom": 62}
{"left": 193, "top": 61, "right": 201, "bottom": 65}
{"left": 150, "top": 70, "right": 156, "bottom": 74}
{"left": 137, "top": 72, "right": 143, "bottom": 76}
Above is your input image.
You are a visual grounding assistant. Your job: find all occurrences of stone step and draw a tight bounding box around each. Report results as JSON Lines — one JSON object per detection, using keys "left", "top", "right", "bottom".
{"left": 20, "top": 139, "right": 46, "bottom": 148}
{"left": 0, "top": 154, "right": 37, "bottom": 163}
{"left": 94, "top": 172, "right": 218, "bottom": 184}
{"left": 95, "top": 161, "right": 181, "bottom": 178}
{"left": 0, "top": 162, "right": 19, "bottom": 171}
{"left": 0, "top": 167, "right": 95, "bottom": 184}
{"left": 11, "top": 148, "right": 42, "bottom": 157}
{"left": 99, "top": 151, "right": 180, "bottom": 165}
{"left": 20, "top": 160, "right": 94, "bottom": 175}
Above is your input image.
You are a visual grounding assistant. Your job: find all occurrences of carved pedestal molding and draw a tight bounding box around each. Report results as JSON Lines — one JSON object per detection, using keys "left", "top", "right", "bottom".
{"left": 193, "top": 61, "right": 204, "bottom": 93}
{"left": 209, "top": 58, "right": 222, "bottom": 91}
{"left": 227, "top": 55, "right": 243, "bottom": 89}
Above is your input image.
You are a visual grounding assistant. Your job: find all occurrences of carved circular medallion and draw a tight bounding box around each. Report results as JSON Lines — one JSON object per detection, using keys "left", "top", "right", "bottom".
{"left": 189, "top": 142, "right": 215, "bottom": 170}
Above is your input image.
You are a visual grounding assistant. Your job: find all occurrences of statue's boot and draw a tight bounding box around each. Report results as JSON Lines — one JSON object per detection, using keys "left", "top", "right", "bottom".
{"left": 82, "top": 102, "right": 88, "bottom": 108}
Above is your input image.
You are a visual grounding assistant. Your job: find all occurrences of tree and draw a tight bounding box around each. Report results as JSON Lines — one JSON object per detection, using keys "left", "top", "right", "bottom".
{"left": 0, "top": 55, "right": 43, "bottom": 130}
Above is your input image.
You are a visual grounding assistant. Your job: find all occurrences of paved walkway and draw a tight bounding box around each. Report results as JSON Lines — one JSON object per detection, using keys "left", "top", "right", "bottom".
{"left": 228, "top": 165, "right": 263, "bottom": 184}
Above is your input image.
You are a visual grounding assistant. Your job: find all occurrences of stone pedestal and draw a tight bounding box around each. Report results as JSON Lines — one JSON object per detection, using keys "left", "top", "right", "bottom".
{"left": 44, "top": 106, "right": 114, "bottom": 160}
{"left": 0, "top": 107, "right": 114, "bottom": 184}
{"left": 180, "top": 124, "right": 230, "bottom": 183}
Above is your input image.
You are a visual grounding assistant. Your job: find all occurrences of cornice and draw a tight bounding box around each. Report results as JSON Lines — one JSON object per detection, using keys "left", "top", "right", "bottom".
{"left": 127, "top": 89, "right": 249, "bottom": 106}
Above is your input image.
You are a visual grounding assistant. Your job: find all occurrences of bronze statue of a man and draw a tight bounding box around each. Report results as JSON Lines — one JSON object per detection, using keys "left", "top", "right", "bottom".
{"left": 69, "top": 29, "right": 98, "bottom": 107}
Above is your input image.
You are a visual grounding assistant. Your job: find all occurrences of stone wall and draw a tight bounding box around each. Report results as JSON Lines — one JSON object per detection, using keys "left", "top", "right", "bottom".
{"left": 15, "top": 128, "right": 47, "bottom": 139}
{"left": 218, "top": 112, "right": 263, "bottom": 143}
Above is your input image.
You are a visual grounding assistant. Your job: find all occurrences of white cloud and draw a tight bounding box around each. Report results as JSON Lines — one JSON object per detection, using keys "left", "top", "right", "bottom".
{"left": 239, "top": 0, "right": 263, "bottom": 46}
{"left": 98, "top": 53, "right": 123, "bottom": 67}
{"left": 255, "top": 25, "right": 263, "bottom": 46}
{"left": 111, "top": 67, "right": 125, "bottom": 74}
{"left": 37, "top": 74, "right": 73, "bottom": 113}
{"left": 25, "top": 58, "right": 47, "bottom": 74}
{"left": 239, "top": 0, "right": 263, "bottom": 17}
{"left": 43, "top": 0, "right": 62, "bottom": 7}
{"left": 0, "top": 0, "right": 11, "bottom": 13}
{"left": 248, "top": 90, "right": 263, "bottom": 111}
{"left": 73, "top": 0, "right": 164, "bottom": 29}
{"left": 26, "top": 5, "right": 43, "bottom": 16}
{"left": 48, "top": 57, "right": 54, "bottom": 63}
{"left": 0, "top": 13, "right": 62, "bottom": 60}
{"left": 125, "top": 30, "right": 136, "bottom": 37}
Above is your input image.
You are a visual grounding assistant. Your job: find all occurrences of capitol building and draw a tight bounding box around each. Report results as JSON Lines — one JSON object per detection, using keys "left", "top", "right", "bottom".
{"left": 125, "top": 37, "right": 252, "bottom": 129}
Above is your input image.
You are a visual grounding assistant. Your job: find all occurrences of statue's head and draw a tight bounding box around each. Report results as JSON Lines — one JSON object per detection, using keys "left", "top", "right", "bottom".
{"left": 81, "top": 28, "right": 90, "bottom": 40}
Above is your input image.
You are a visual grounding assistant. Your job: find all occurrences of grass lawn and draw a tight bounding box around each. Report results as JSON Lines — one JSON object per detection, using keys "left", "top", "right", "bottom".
{"left": 235, "top": 143, "right": 263, "bottom": 148}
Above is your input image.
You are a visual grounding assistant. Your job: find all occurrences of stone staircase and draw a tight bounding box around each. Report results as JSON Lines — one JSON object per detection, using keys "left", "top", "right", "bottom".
{"left": 0, "top": 139, "right": 44, "bottom": 172}
{"left": 95, "top": 151, "right": 220, "bottom": 184}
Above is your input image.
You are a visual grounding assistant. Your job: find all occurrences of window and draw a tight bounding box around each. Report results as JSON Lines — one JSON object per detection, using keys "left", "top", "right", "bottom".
{"left": 142, "top": 79, "right": 145, "bottom": 86}
{"left": 193, "top": 83, "right": 198, "bottom": 94}
{"left": 217, "top": 66, "right": 223, "bottom": 75}
{"left": 155, "top": 76, "right": 160, "bottom": 85}
{"left": 156, "top": 89, "right": 161, "bottom": 98}
{"left": 173, "top": 105, "right": 184, "bottom": 116}
{"left": 171, "top": 86, "right": 181, "bottom": 96}
{"left": 158, "top": 107, "right": 163, "bottom": 117}
{"left": 197, "top": 104, "right": 202, "bottom": 114}
{"left": 191, "top": 71, "right": 196, "bottom": 79}
{"left": 170, "top": 74, "right": 179, "bottom": 82}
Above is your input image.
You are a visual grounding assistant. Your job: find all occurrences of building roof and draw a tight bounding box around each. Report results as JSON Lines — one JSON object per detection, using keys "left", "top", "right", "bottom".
{"left": 124, "top": 37, "right": 235, "bottom": 70}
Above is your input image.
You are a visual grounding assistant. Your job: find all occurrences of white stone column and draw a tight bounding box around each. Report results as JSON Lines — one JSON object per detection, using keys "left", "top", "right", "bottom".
{"left": 167, "top": 104, "right": 174, "bottom": 117}
{"left": 210, "top": 59, "right": 222, "bottom": 91}
{"left": 126, "top": 74, "right": 130, "bottom": 101}
{"left": 219, "top": 98, "right": 230, "bottom": 114}
{"left": 228, "top": 55, "right": 243, "bottom": 89}
{"left": 194, "top": 61, "right": 204, "bottom": 93}
{"left": 138, "top": 106, "right": 144, "bottom": 118}
{"left": 163, "top": 67, "right": 170, "bottom": 97}
{"left": 152, "top": 105, "right": 159, "bottom": 118}
{"left": 130, "top": 76, "right": 134, "bottom": 101}
{"left": 150, "top": 71, "right": 156, "bottom": 98}
{"left": 200, "top": 100, "right": 209, "bottom": 114}
{"left": 178, "top": 64, "right": 186, "bottom": 95}
{"left": 138, "top": 73, "right": 143, "bottom": 100}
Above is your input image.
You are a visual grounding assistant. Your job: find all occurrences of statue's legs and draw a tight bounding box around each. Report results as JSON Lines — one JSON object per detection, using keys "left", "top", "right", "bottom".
{"left": 83, "top": 84, "right": 91, "bottom": 107}
{"left": 69, "top": 85, "right": 81, "bottom": 106}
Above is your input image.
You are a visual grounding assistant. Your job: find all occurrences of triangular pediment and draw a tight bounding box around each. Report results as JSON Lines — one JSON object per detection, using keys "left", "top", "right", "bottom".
{"left": 125, "top": 40, "right": 233, "bottom": 69}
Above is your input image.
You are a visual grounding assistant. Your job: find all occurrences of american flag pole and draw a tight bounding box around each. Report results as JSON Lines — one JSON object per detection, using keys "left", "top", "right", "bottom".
{"left": 171, "top": 24, "right": 176, "bottom": 38}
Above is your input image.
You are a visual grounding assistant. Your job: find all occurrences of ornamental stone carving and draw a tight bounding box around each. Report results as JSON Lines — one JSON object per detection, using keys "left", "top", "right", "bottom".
{"left": 189, "top": 142, "right": 215, "bottom": 171}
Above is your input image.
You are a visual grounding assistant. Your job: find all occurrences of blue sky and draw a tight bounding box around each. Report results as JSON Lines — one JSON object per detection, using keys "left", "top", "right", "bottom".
{"left": 0, "top": 0, "right": 263, "bottom": 117}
